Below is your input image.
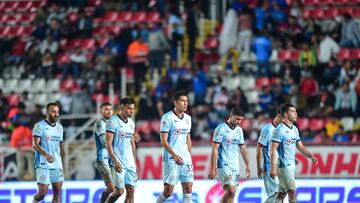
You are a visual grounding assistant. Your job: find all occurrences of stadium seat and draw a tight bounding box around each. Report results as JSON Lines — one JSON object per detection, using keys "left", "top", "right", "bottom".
{"left": 93, "top": 27, "right": 109, "bottom": 37}
{"left": 204, "top": 37, "right": 219, "bottom": 49}
{"left": 296, "top": 117, "right": 310, "bottom": 131}
{"left": 88, "top": 0, "right": 102, "bottom": 7}
{"left": 350, "top": 49, "right": 360, "bottom": 60}
{"left": 3, "top": 79, "right": 18, "bottom": 94}
{"left": 146, "top": 12, "right": 160, "bottom": 22}
{"left": 150, "top": 120, "right": 160, "bottom": 132}
{"left": 131, "top": 11, "right": 146, "bottom": 22}
{"left": 117, "top": 11, "right": 132, "bottom": 21}
{"left": 57, "top": 53, "right": 70, "bottom": 65}
{"left": 336, "top": 49, "right": 350, "bottom": 60}
{"left": 239, "top": 75, "right": 256, "bottom": 91}
{"left": 100, "top": 12, "right": 119, "bottom": 24}
{"left": 277, "top": 49, "right": 292, "bottom": 61}
{"left": 136, "top": 121, "right": 151, "bottom": 135}
{"left": 303, "top": 0, "right": 318, "bottom": 6}
{"left": 11, "top": 40, "right": 26, "bottom": 56}
{"left": 323, "top": 8, "right": 340, "bottom": 19}
{"left": 30, "top": 79, "right": 46, "bottom": 93}
{"left": 340, "top": 7, "right": 354, "bottom": 16}
{"left": 310, "top": 9, "right": 324, "bottom": 19}
{"left": 17, "top": 1, "right": 33, "bottom": 12}
{"left": 244, "top": 90, "right": 259, "bottom": 104}
{"left": 341, "top": 117, "right": 355, "bottom": 132}
{"left": 81, "top": 38, "right": 96, "bottom": 50}
{"left": 309, "top": 118, "right": 325, "bottom": 131}
{"left": 46, "top": 79, "right": 61, "bottom": 93}
{"left": 21, "top": 13, "right": 36, "bottom": 25}
{"left": 255, "top": 77, "right": 270, "bottom": 89}
{"left": 4, "top": 1, "right": 19, "bottom": 13}
{"left": 318, "top": 0, "right": 332, "bottom": 5}
{"left": 239, "top": 119, "right": 252, "bottom": 132}
{"left": 17, "top": 79, "right": 32, "bottom": 93}
{"left": 353, "top": 8, "right": 360, "bottom": 17}
{"left": 33, "top": 93, "right": 48, "bottom": 105}
{"left": 222, "top": 76, "right": 241, "bottom": 92}
{"left": 109, "top": 26, "right": 121, "bottom": 35}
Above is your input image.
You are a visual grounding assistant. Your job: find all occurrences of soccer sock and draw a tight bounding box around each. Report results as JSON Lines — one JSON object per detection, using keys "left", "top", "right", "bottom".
{"left": 100, "top": 191, "right": 109, "bottom": 203}
{"left": 32, "top": 198, "right": 39, "bottom": 203}
{"left": 156, "top": 193, "right": 167, "bottom": 203}
{"left": 184, "top": 193, "right": 192, "bottom": 203}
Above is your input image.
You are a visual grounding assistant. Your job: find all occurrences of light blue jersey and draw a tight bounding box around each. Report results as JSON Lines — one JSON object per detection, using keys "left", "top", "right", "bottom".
{"left": 258, "top": 122, "right": 276, "bottom": 171}
{"left": 213, "top": 122, "right": 245, "bottom": 171}
{"left": 106, "top": 115, "right": 136, "bottom": 169}
{"left": 94, "top": 118, "right": 108, "bottom": 162}
{"left": 272, "top": 122, "right": 300, "bottom": 168}
{"left": 32, "top": 120, "right": 63, "bottom": 169}
{"left": 160, "top": 110, "right": 192, "bottom": 164}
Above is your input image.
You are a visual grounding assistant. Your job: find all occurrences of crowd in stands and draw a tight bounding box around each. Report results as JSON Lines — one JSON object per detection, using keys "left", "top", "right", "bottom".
{"left": 1, "top": 0, "right": 360, "bottom": 148}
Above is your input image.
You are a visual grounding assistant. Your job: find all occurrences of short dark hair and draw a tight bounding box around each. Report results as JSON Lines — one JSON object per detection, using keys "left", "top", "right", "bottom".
{"left": 173, "top": 90, "right": 187, "bottom": 101}
{"left": 46, "top": 102, "right": 59, "bottom": 111}
{"left": 230, "top": 106, "right": 245, "bottom": 117}
{"left": 280, "top": 103, "right": 296, "bottom": 116}
{"left": 120, "top": 98, "right": 135, "bottom": 105}
{"left": 100, "top": 102, "right": 112, "bottom": 108}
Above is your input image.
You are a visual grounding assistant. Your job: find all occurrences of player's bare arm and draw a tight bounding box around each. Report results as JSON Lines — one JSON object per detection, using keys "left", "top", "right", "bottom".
{"left": 208, "top": 142, "right": 220, "bottom": 179}
{"left": 106, "top": 131, "right": 122, "bottom": 173}
{"left": 133, "top": 132, "right": 141, "bottom": 143}
{"left": 270, "top": 142, "right": 279, "bottom": 178}
{"left": 186, "top": 133, "right": 192, "bottom": 154}
{"left": 240, "top": 144, "right": 251, "bottom": 178}
{"left": 60, "top": 142, "right": 65, "bottom": 169}
{"left": 256, "top": 143, "right": 264, "bottom": 178}
{"left": 160, "top": 132, "right": 184, "bottom": 165}
{"left": 131, "top": 135, "right": 137, "bottom": 171}
{"left": 296, "top": 141, "right": 318, "bottom": 165}
{"left": 33, "top": 136, "right": 54, "bottom": 163}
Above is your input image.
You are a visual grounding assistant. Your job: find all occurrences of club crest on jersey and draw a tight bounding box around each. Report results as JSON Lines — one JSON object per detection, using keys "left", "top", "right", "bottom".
{"left": 175, "top": 129, "right": 181, "bottom": 135}
{"left": 286, "top": 138, "right": 295, "bottom": 144}
{"left": 120, "top": 132, "right": 125, "bottom": 138}
{"left": 226, "top": 139, "right": 231, "bottom": 145}
{"left": 45, "top": 135, "right": 50, "bottom": 141}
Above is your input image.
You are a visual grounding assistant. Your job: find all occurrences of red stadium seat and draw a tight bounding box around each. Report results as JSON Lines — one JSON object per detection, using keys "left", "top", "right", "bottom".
{"left": 93, "top": 27, "right": 109, "bottom": 37}
{"left": 137, "top": 121, "right": 151, "bottom": 135}
{"left": 352, "top": 8, "right": 360, "bottom": 17}
{"left": 99, "top": 39, "right": 109, "bottom": 47}
{"left": 309, "top": 118, "right": 325, "bottom": 131}
{"left": 100, "top": 12, "right": 119, "bottom": 23}
{"left": 150, "top": 120, "right": 160, "bottom": 132}
{"left": 81, "top": 38, "right": 96, "bottom": 50}
{"left": 17, "top": 1, "right": 33, "bottom": 12}
{"left": 323, "top": 8, "right": 340, "bottom": 19}
{"left": 11, "top": 40, "right": 26, "bottom": 56}
{"left": 109, "top": 26, "right": 122, "bottom": 35}
{"left": 318, "top": 0, "right": 332, "bottom": 5}
{"left": 117, "top": 11, "right": 132, "bottom": 21}
{"left": 255, "top": 77, "right": 270, "bottom": 89}
{"left": 68, "top": 12, "right": 79, "bottom": 23}
{"left": 278, "top": 49, "right": 292, "bottom": 61}
{"left": 146, "top": 12, "right": 160, "bottom": 22}
{"left": 303, "top": 0, "right": 318, "bottom": 5}
{"left": 57, "top": 53, "right": 70, "bottom": 65}
{"left": 4, "top": 1, "right": 19, "bottom": 13}
{"left": 303, "top": 9, "right": 311, "bottom": 19}
{"left": 131, "top": 11, "right": 146, "bottom": 22}
{"left": 310, "top": 9, "right": 324, "bottom": 19}
{"left": 0, "top": 1, "right": 6, "bottom": 12}
{"left": 340, "top": 7, "right": 354, "bottom": 16}
{"left": 59, "top": 39, "right": 68, "bottom": 50}
{"left": 336, "top": 49, "right": 350, "bottom": 60}
{"left": 88, "top": 0, "right": 102, "bottom": 7}
{"left": 204, "top": 37, "right": 219, "bottom": 49}
{"left": 350, "top": 49, "right": 360, "bottom": 60}
{"left": 290, "top": 50, "right": 300, "bottom": 61}
{"left": 239, "top": 119, "right": 251, "bottom": 131}
{"left": 21, "top": 13, "right": 36, "bottom": 24}
{"left": 296, "top": 117, "right": 310, "bottom": 131}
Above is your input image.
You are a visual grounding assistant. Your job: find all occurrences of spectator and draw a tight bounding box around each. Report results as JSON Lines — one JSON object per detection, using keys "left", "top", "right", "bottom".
{"left": 325, "top": 117, "right": 341, "bottom": 138}
{"left": 59, "top": 89, "right": 73, "bottom": 114}
{"left": 318, "top": 32, "right": 340, "bottom": 64}
{"left": 321, "top": 58, "right": 341, "bottom": 88}
{"left": 11, "top": 103, "right": 31, "bottom": 127}
{"left": 74, "top": 10, "right": 93, "bottom": 38}
{"left": 148, "top": 23, "right": 169, "bottom": 74}
{"left": 47, "top": 18, "right": 62, "bottom": 41}
{"left": 0, "top": 90, "right": 9, "bottom": 122}
{"left": 70, "top": 85, "right": 93, "bottom": 114}
{"left": 339, "top": 60, "right": 357, "bottom": 86}
{"left": 193, "top": 65, "right": 208, "bottom": 105}
{"left": 298, "top": 42, "right": 317, "bottom": 69}
{"left": 229, "top": 87, "right": 249, "bottom": 112}
{"left": 213, "top": 87, "right": 230, "bottom": 118}
{"left": 168, "top": 6, "right": 184, "bottom": 61}
{"left": 237, "top": 10, "right": 253, "bottom": 59}
{"left": 340, "top": 13, "right": 360, "bottom": 48}
{"left": 251, "top": 29, "right": 272, "bottom": 77}
{"left": 39, "top": 33, "right": 59, "bottom": 54}
{"left": 10, "top": 124, "right": 34, "bottom": 180}
{"left": 335, "top": 82, "right": 357, "bottom": 117}
{"left": 63, "top": 46, "right": 87, "bottom": 78}
{"left": 333, "top": 126, "right": 350, "bottom": 143}
{"left": 299, "top": 72, "right": 319, "bottom": 108}
{"left": 258, "top": 85, "right": 275, "bottom": 115}
{"left": 254, "top": 0, "right": 267, "bottom": 31}
{"left": 186, "top": 2, "right": 199, "bottom": 62}
{"left": 309, "top": 88, "right": 336, "bottom": 118}
{"left": 19, "top": 91, "right": 34, "bottom": 114}
{"left": 30, "top": 104, "right": 44, "bottom": 128}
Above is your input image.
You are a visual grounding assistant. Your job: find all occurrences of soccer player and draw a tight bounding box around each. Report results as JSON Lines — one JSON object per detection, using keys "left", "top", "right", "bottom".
{"left": 270, "top": 104, "right": 318, "bottom": 203}
{"left": 256, "top": 111, "right": 283, "bottom": 203}
{"left": 105, "top": 98, "right": 138, "bottom": 203}
{"left": 156, "top": 90, "right": 194, "bottom": 203}
{"left": 93, "top": 102, "right": 114, "bottom": 203}
{"left": 208, "top": 106, "right": 251, "bottom": 203}
{"left": 32, "top": 102, "right": 64, "bottom": 203}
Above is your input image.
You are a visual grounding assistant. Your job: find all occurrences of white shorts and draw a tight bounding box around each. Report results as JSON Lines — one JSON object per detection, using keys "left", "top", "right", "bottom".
{"left": 263, "top": 170, "right": 279, "bottom": 197}
{"left": 218, "top": 166, "right": 240, "bottom": 189}
{"left": 95, "top": 160, "right": 112, "bottom": 184}
{"left": 163, "top": 162, "right": 194, "bottom": 185}
{"left": 111, "top": 167, "right": 137, "bottom": 189}
{"left": 277, "top": 166, "right": 296, "bottom": 193}
{"left": 36, "top": 168, "right": 64, "bottom": 185}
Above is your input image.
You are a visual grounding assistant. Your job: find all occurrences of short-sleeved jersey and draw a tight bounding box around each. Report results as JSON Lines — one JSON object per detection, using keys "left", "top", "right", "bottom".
{"left": 32, "top": 119, "right": 64, "bottom": 169}
{"left": 258, "top": 122, "right": 276, "bottom": 171}
{"left": 213, "top": 122, "right": 245, "bottom": 171}
{"left": 160, "top": 110, "right": 192, "bottom": 164}
{"left": 106, "top": 115, "right": 136, "bottom": 169}
{"left": 272, "top": 122, "right": 300, "bottom": 167}
{"left": 94, "top": 118, "right": 108, "bottom": 162}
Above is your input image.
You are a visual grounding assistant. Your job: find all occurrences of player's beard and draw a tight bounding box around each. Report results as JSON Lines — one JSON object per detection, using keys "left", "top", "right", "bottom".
{"left": 51, "top": 116, "right": 58, "bottom": 123}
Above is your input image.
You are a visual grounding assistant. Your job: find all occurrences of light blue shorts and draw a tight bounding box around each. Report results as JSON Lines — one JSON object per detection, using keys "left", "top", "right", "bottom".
{"left": 263, "top": 170, "right": 279, "bottom": 197}
{"left": 36, "top": 168, "right": 64, "bottom": 185}
{"left": 277, "top": 166, "right": 296, "bottom": 193}
{"left": 111, "top": 167, "right": 137, "bottom": 189}
{"left": 163, "top": 162, "right": 194, "bottom": 185}
{"left": 218, "top": 166, "right": 240, "bottom": 189}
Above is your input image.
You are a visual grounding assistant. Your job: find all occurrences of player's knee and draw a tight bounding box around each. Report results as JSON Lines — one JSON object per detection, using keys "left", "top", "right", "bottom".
{"left": 227, "top": 187, "right": 236, "bottom": 198}
{"left": 163, "top": 187, "right": 174, "bottom": 198}
{"left": 125, "top": 185, "right": 135, "bottom": 195}
{"left": 277, "top": 192, "right": 287, "bottom": 199}
{"left": 288, "top": 190, "right": 296, "bottom": 199}
{"left": 38, "top": 188, "right": 48, "bottom": 198}
{"left": 115, "top": 188, "right": 124, "bottom": 196}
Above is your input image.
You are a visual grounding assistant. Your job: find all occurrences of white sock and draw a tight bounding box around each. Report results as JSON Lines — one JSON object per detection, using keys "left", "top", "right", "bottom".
{"left": 32, "top": 198, "right": 39, "bottom": 203}
{"left": 156, "top": 193, "right": 167, "bottom": 203}
{"left": 184, "top": 193, "right": 192, "bottom": 203}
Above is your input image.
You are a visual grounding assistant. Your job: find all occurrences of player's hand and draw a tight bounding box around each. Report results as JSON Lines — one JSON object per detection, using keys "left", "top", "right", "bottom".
{"left": 270, "top": 167, "right": 277, "bottom": 179}
{"left": 208, "top": 168, "right": 217, "bottom": 179}
{"left": 173, "top": 154, "right": 184, "bottom": 165}
{"left": 45, "top": 154, "right": 54, "bottom": 163}
{"left": 245, "top": 166, "right": 251, "bottom": 178}
{"left": 114, "top": 160, "right": 123, "bottom": 173}
{"left": 133, "top": 133, "right": 141, "bottom": 143}
{"left": 257, "top": 167, "right": 263, "bottom": 179}
{"left": 311, "top": 156, "right": 318, "bottom": 165}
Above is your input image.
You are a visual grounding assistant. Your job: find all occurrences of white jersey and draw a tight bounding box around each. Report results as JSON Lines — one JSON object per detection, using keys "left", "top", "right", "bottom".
{"left": 160, "top": 110, "right": 192, "bottom": 164}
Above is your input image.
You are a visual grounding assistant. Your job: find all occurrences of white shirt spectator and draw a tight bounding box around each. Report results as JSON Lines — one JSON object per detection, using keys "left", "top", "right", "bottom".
{"left": 319, "top": 36, "right": 340, "bottom": 63}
